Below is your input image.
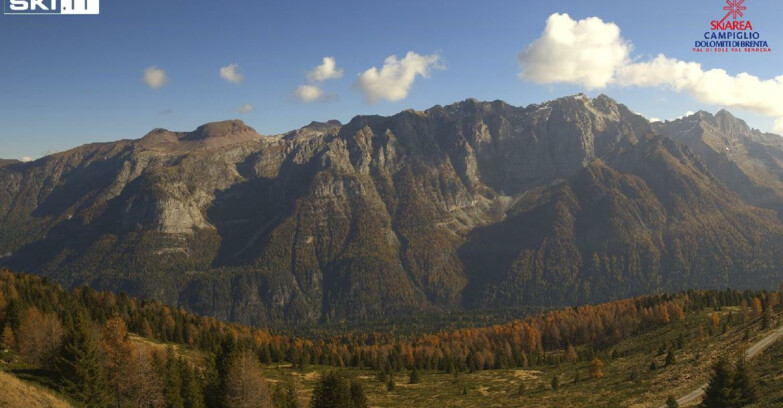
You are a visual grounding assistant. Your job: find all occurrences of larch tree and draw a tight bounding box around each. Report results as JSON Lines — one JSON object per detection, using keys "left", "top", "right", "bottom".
{"left": 17, "top": 308, "right": 64, "bottom": 366}
{"left": 223, "top": 349, "right": 270, "bottom": 408}
{"left": 1, "top": 324, "right": 15, "bottom": 351}
{"left": 589, "top": 358, "right": 604, "bottom": 379}
{"left": 128, "top": 346, "right": 166, "bottom": 408}
{"left": 101, "top": 317, "right": 134, "bottom": 408}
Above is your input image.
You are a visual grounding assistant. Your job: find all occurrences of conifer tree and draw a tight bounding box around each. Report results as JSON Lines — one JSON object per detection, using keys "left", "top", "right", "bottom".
{"left": 56, "top": 307, "right": 111, "bottom": 408}
{"left": 272, "top": 379, "right": 300, "bottom": 408}
{"left": 409, "top": 369, "right": 421, "bottom": 384}
{"left": 699, "top": 357, "right": 733, "bottom": 408}
{"left": 730, "top": 355, "right": 758, "bottom": 407}
{"left": 165, "top": 348, "right": 185, "bottom": 408}
{"left": 310, "top": 371, "right": 353, "bottom": 408}
{"left": 589, "top": 358, "right": 604, "bottom": 379}
{"left": 0, "top": 324, "right": 14, "bottom": 351}
{"left": 666, "top": 350, "right": 677, "bottom": 366}
{"left": 180, "top": 360, "right": 206, "bottom": 408}
{"left": 349, "top": 380, "right": 369, "bottom": 408}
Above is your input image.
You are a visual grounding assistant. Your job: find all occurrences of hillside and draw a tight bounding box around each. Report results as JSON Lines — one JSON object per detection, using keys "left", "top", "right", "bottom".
{"left": 0, "top": 370, "right": 74, "bottom": 408}
{"left": 2, "top": 95, "right": 783, "bottom": 325}
{"left": 1, "top": 270, "right": 781, "bottom": 408}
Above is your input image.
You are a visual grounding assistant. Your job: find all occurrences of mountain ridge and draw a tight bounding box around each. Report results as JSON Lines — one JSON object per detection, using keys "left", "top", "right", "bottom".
{"left": 2, "top": 94, "right": 783, "bottom": 325}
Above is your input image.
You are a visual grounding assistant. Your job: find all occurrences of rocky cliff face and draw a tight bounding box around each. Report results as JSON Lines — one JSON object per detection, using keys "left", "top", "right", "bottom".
{"left": 655, "top": 111, "right": 783, "bottom": 214}
{"left": 2, "top": 95, "right": 783, "bottom": 325}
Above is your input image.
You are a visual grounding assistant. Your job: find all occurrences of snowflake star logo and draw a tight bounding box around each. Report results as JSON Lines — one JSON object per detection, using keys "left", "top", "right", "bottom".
{"left": 720, "top": 0, "right": 747, "bottom": 23}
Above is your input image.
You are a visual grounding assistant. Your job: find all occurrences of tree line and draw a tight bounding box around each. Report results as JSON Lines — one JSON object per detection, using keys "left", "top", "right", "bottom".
{"left": 1, "top": 269, "right": 780, "bottom": 407}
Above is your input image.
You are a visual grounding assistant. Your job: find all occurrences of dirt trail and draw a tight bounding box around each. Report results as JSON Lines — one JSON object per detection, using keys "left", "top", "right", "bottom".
{"left": 658, "top": 325, "right": 783, "bottom": 407}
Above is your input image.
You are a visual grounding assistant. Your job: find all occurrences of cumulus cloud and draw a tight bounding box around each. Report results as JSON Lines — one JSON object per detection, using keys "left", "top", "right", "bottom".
{"left": 235, "top": 103, "right": 254, "bottom": 114}
{"left": 306, "top": 57, "right": 344, "bottom": 82}
{"left": 519, "top": 13, "right": 783, "bottom": 133}
{"left": 293, "top": 85, "right": 330, "bottom": 103}
{"left": 20, "top": 156, "right": 33, "bottom": 162}
{"left": 143, "top": 66, "right": 169, "bottom": 90}
{"left": 292, "top": 57, "right": 343, "bottom": 104}
{"left": 518, "top": 13, "right": 630, "bottom": 89}
{"left": 220, "top": 63, "right": 244, "bottom": 84}
{"left": 355, "top": 51, "right": 444, "bottom": 104}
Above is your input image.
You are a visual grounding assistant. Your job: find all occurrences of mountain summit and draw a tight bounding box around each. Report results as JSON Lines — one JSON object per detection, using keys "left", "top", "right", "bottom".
{"left": 2, "top": 95, "right": 783, "bottom": 325}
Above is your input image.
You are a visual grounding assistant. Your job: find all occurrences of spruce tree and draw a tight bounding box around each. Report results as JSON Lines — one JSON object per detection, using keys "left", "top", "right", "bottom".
{"left": 349, "top": 380, "right": 369, "bottom": 408}
{"left": 699, "top": 357, "right": 733, "bottom": 408}
{"left": 180, "top": 361, "right": 206, "bottom": 408}
{"left": 409, "top": 369, "right": 421, "bottom": 384}
{"left": 56, "top": 307, "right": 111, "bottom": 408}
{"left": 164, "top": 349, "right": 185, "bottom": 408}
{"left": 666, "top": 350, "right": 677, "bottom": 366}
{"left": 272, "top": 379, "right": 299, "bottom": 408}
{"left": 310, "top": 371, "right": 353, "bottom": 408}
{"left": 730, "top": 356, "right": 759, "bottom": 407}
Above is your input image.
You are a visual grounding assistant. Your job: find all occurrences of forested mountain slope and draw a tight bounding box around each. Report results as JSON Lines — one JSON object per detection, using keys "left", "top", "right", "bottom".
{"left": 2, "top": 95, "right": 783, "bottom": 324}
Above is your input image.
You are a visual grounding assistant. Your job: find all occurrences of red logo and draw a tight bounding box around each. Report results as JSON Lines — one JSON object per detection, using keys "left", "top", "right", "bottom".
{"left": 711, "top": 0, "right": 752, "bottom": 30}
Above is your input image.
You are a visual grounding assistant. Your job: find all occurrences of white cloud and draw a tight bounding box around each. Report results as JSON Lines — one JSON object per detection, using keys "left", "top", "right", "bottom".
{"left": 293, "top": 85, "right": 328, "bottom": 103}
{"left": 518, "top": 13, "right": 630, "bottom": 89}
{"left": 236, "top": 103, "right": 254, "bottom": 114}
{"left": 20, "top": 156, "right": 33, "bottom": 162}
{"left": 292, "top": 57, "right": 343, "bottom": 104}
{"left": 220, "top": 63, "right": 244, "bottom": 84}
{"left": 519, "top": 13, "right": 783, "bottom": 133}
{"left": 355, "top": 51, "right": 444, "bottom": 104}
{"left": 306, "top": 57, "right": 343, "bottom": 82}
{"left": 143, "top": 66, "right": 169, "bottom": 90}
{"left": 649, "top": 117, "right": 661, "bottom": 123}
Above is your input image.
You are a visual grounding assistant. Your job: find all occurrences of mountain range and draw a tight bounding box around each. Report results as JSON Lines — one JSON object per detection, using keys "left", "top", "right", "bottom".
{"left": 2, "top": 94, "right": 783, "bottom": 325}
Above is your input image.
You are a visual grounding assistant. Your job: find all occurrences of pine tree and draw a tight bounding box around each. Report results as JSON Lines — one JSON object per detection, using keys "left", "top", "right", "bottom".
{"left": 165, "top": 348, "right": 185, "bottom": 408}
{"left": 730, "top": 355, "right": 758, "bottom": 407}
{"left": 310, "top": 371, "right": 353, "bottom": 408}
{"left": 272, "top": 379, "right": 300, "bottom": 408}
{"left": 349, "top": 380, "right": 369, "bottom": 408}
{"left": 56, "top": 307, "right": 111, "bottom": 408}
{"left": 386, "top": 373, "right": 395, "bottom": 391}
{"left": 180, "top": 361, "right": 206, "bottom": 408}
{"left": 699, "top": 357, "right": 733, "bottom": 408}
{"left": 666, "top": 350, "right": 677, "bottom": 366}
{"left": 409, "top": 369, "right": 421, "bottom": 384}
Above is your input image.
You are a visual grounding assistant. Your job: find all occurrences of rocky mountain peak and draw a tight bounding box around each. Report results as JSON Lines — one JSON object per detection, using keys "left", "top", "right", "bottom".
{"left": 185, "top": 119, "right": 257, "bottom": 141}
{"left": 714, "top": 109, "right": 752, "bottom": 137}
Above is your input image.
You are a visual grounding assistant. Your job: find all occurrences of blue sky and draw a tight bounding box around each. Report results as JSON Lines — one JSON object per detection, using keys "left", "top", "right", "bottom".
{"left": 1, "top": 0, "right": 782, "bottom": 160}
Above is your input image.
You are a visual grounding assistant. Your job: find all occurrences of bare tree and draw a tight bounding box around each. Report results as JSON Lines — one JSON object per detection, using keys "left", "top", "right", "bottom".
{"left": 127, "top": 346, "right": 165, "bottom": 408}
{"left": 224, "top": 350, "right": 270, "bottom": 408}
{"left": 17, "top": 308, "right": 64, "bottom": 367}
